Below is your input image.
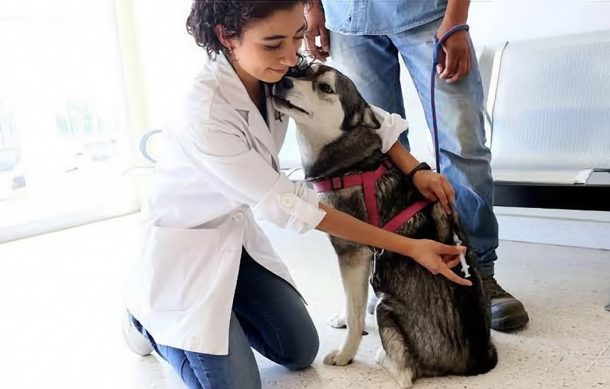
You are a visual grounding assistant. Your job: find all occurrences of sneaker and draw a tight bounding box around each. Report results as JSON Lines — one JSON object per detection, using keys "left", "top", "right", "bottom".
{"left": 482, "top": 275, "right": 530, "bottom": 331}
{"left": 122, "top": 311, "right": 153, "bottom": 356}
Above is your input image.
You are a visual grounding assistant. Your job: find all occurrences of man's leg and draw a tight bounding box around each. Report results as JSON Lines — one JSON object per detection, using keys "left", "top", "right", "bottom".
{"left": 389, "top": 19, "right": 528, "bottom": 330}
{"left": 329, "top": 32, "right": 410, "bottom": 149}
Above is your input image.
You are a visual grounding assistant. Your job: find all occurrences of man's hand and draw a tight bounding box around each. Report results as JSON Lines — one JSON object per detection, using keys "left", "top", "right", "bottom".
{"left": 304, "top": 1, "right": 330, "bottom": 60}
{"left": 435, "top": 24, "right": 472, "bottom": 84}
{"left": 412, "top": 170, "right": 455, "bottom": 214}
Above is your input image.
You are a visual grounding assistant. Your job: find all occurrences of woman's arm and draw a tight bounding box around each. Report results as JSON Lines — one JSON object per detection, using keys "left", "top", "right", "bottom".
{"left": 315, "top": 203, "right": 471, "bottom": 286}
{"left": 370, "top": 106, "right": 454, "bottom": 213}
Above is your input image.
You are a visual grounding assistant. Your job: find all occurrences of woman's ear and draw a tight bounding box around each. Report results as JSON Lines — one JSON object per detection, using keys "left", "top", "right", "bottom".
{"left": 214, "top": 25, "right": 232, "bottom": 51}
{"left": 214, "top": 24, "right": 237, "bottom": 60}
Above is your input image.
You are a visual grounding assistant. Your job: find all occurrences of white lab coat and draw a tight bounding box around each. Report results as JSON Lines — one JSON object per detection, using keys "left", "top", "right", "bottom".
{"left": 124, "top": 53, "right": 408, "bottom": 355}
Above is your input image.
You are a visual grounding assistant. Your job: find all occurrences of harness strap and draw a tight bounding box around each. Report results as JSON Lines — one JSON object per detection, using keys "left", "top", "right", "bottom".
{"left": 362, "top": 170, "right": 381, "bottom": 227}
{"left": 311, "top": 159, "right": 433, "bottom": 233}
{"left": 382, "top": 199, "right": 431, "bottom": 232}
{"left": 311, "top": 159, "right": 392, "bottom": 193}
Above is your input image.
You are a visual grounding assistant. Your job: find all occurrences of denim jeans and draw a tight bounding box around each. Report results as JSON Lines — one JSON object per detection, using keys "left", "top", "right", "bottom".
{"left": 134, "top": 249, "right": 319, "bottom": 389}
{"left": 330, "top": 18, "right": 498, "bottom": 276}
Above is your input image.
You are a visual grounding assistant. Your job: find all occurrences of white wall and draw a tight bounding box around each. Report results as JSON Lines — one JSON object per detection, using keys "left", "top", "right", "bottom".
{"left": 469, "top": 0, "right": 610, "bottom": 46}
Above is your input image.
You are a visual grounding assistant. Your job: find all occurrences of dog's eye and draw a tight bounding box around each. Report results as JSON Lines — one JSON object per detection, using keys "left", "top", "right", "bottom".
{"left": 318, "top": 83, "right": 334, "bottom": 94}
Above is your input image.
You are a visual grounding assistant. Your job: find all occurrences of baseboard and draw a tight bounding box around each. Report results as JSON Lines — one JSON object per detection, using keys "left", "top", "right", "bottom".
{"left": 496, "top": 207, "right": 610, "bottom": 250}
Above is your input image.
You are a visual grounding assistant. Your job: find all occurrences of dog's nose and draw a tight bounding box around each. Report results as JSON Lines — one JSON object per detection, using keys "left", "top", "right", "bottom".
{"left": 279, "top": 77, "right": 293, "bottom": 90}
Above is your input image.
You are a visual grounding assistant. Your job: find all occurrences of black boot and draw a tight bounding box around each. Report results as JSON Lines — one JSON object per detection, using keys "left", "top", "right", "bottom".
{"left": 482, "top": 275, "right": 529, "bottom": 331}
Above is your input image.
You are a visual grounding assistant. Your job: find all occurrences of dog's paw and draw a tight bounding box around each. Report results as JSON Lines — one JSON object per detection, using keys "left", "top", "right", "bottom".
{"left": 328, "top": 314, "right": 346, "bottom": 329}
{"left": 323, "top": 349, "right": 353, "bottom": 366}
{"left": 376, "top": 348, "right": 414, "bottom": 388}
{"left": 395, "top": 370, "right": 414, "bottom": 389}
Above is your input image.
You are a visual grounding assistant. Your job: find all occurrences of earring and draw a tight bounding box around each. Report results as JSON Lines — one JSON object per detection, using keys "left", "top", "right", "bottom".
{"left": 227, "top": 47, "right": 238, "bottom": 62}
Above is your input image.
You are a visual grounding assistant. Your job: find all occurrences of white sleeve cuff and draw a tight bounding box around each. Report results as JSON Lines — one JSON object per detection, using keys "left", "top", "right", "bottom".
{"left": 370, "top": 105, "right": 409, "bottom": 153}
{"left": 253, "top": 175, "right": 326, "bottom": 233}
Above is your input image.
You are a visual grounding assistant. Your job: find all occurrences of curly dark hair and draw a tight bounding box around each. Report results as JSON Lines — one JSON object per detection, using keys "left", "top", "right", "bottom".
{"left": 186, "top": 0, "right": 309, "bottom": 60}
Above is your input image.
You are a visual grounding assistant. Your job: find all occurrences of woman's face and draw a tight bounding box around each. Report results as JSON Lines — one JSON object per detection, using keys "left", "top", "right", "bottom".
{"left": 226, "top": 4, "right": 306, "bottom": 84}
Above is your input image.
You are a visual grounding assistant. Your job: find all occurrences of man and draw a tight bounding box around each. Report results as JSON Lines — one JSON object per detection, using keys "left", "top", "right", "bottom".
{"left": 305, "top": 0, "right": 529, "bottom": 331}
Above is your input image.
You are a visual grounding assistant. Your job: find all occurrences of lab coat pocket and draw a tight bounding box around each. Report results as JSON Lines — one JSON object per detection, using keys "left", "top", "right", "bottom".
{"left": 144, "top": 226, "right": 221, "bottom": 311}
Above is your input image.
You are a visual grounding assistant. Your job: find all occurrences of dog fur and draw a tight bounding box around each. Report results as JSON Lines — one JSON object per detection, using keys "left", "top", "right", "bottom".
{"left": 272, "top": 63, "right": 497, "bottom": 388}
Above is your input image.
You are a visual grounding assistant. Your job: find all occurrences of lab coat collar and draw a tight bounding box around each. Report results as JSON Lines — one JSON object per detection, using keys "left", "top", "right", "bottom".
{"left": 210, "top": 53, "right": 283, "bottom": 168}
{"left": 211, "top": 53, "right": 256, "bottom": 112}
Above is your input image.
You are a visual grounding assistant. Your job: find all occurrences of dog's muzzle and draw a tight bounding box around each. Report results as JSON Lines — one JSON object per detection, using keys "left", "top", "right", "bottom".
{"left": 272, "top": 95, "right": 309, "bottom": 115}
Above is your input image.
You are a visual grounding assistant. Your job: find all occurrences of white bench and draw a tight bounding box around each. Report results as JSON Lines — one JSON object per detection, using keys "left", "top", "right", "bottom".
{"left": 477, "top": 30, "right": 610, "bottom": 211}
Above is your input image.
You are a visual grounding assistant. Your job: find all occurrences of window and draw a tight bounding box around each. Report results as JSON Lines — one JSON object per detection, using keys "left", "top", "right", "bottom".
{"left": 0, "top": 1, "right": 139, "bottom": 241}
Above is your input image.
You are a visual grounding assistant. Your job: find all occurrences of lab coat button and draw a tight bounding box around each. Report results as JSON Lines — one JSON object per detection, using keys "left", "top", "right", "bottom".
{"left": 233, "top": 212, "right": 244, "bottom": 222}
{"left": 280, "top": 195, "right": 294, "bottom": 208}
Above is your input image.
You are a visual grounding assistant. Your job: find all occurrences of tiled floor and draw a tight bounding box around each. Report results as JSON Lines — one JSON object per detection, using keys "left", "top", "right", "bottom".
{"left": 0, "top": 214, "right": 609, "bottom": 389}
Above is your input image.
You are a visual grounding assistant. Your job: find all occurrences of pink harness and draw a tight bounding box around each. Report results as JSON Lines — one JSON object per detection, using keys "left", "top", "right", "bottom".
{"left": 311, "top": 159, "right": 432, "bottom": 232}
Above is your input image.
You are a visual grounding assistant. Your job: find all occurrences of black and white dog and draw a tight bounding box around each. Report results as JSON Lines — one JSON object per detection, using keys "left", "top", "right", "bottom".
{"left": 272, "top": 63, "right": 497, "bottom": 388}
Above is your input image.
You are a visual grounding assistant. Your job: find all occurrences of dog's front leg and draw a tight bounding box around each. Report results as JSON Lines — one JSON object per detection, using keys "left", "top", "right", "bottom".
{"left": 324, "top": 247, "right": 371, "bottom": 366}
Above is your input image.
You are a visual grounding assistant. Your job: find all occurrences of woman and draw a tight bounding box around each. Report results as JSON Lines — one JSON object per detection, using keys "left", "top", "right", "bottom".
{"left": 123, "top": 1, "right": 470, "bottom": 388}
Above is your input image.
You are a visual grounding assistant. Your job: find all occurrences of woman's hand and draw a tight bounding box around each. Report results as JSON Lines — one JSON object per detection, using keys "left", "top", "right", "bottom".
{"left": 412, "top": 170, "right": 455, "bottom": 214}
{"left": 409, "top": 239, "right": 472, "bottom": 286}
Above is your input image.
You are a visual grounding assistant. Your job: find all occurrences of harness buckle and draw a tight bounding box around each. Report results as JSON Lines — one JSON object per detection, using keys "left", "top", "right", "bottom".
{"left": 331, "top": 176, "right": 343, "bottom": 190}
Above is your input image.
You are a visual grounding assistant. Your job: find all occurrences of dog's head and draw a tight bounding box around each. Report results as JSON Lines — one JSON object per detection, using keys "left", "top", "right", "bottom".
{"left": 272, "top": 63, "right": 380, "bottom": 138}
{"left": 271, "top": 61, "right": 386, "bottom": 178}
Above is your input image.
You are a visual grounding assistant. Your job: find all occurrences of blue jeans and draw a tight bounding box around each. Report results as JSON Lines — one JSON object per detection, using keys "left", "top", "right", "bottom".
{"left": 134, "top": 249, "right": 319, "bottom": 388}
{"left": 330, "top": 18, "right": 498, "bottom": 276}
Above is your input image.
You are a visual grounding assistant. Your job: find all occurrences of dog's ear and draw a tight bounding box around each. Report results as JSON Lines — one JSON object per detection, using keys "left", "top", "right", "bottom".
{"left": 349, "top": 105, "right": 380, "bottom": 129}
{"left": 360, "top": 106, "right": 380, "bottom": 129}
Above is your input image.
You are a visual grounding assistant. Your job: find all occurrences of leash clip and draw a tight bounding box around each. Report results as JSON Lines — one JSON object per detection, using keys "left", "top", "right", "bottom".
{"left": 372, "top": 247, "right": 385, "bottom": 275}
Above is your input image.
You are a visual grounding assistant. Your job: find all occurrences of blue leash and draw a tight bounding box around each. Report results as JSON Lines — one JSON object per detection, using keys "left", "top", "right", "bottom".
{"left": 430, "top": 23, "right": 470, "bottom": 173}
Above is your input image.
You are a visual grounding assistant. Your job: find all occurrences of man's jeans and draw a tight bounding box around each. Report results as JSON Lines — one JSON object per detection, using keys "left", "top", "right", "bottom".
{"left": 134, "top": 249, "right": 319, "bottom": 389}
{"left": 330, "top": 18, "right": 498, "bottom": 275}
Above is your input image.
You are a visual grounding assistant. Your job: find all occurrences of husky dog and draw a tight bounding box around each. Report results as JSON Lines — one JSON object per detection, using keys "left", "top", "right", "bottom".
{"left": 272, "top": 63, "right": 497, "bottom": 388}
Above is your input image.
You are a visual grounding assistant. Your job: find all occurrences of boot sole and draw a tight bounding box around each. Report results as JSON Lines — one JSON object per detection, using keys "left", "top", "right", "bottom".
{"left": 492, "top": 311, "right": 530, "bottom": 332}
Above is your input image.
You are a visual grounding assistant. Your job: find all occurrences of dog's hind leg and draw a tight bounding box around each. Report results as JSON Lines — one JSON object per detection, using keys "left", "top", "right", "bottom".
{"left": 324, "top": 247, "right": 371, "bottom": 366}
{"left": 376, "top": 303, "right": 416, "bottom": 388}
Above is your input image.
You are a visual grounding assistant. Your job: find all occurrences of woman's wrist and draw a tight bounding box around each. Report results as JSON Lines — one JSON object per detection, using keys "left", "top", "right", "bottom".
{"left": 408, "top": 162, "right": 432, "bottom": 178}
{"left": 387, "top": 141, "right": 420, "bottom": 175}
{"left": 395, "top": 235, "right": 418, "bottom": 257}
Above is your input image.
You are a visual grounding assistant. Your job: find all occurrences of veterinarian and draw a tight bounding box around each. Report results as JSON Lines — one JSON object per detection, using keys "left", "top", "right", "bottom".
{"left": 123, "top": 1, "right": 472, "bottom": 388}
{"left": 305, "top": 0, "right": 529, "bottom": 332}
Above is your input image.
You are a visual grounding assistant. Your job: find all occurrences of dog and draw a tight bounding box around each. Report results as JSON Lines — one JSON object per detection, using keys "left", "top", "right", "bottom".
{"left": 272, "top": 62, "right": 497, "bottom": 388}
